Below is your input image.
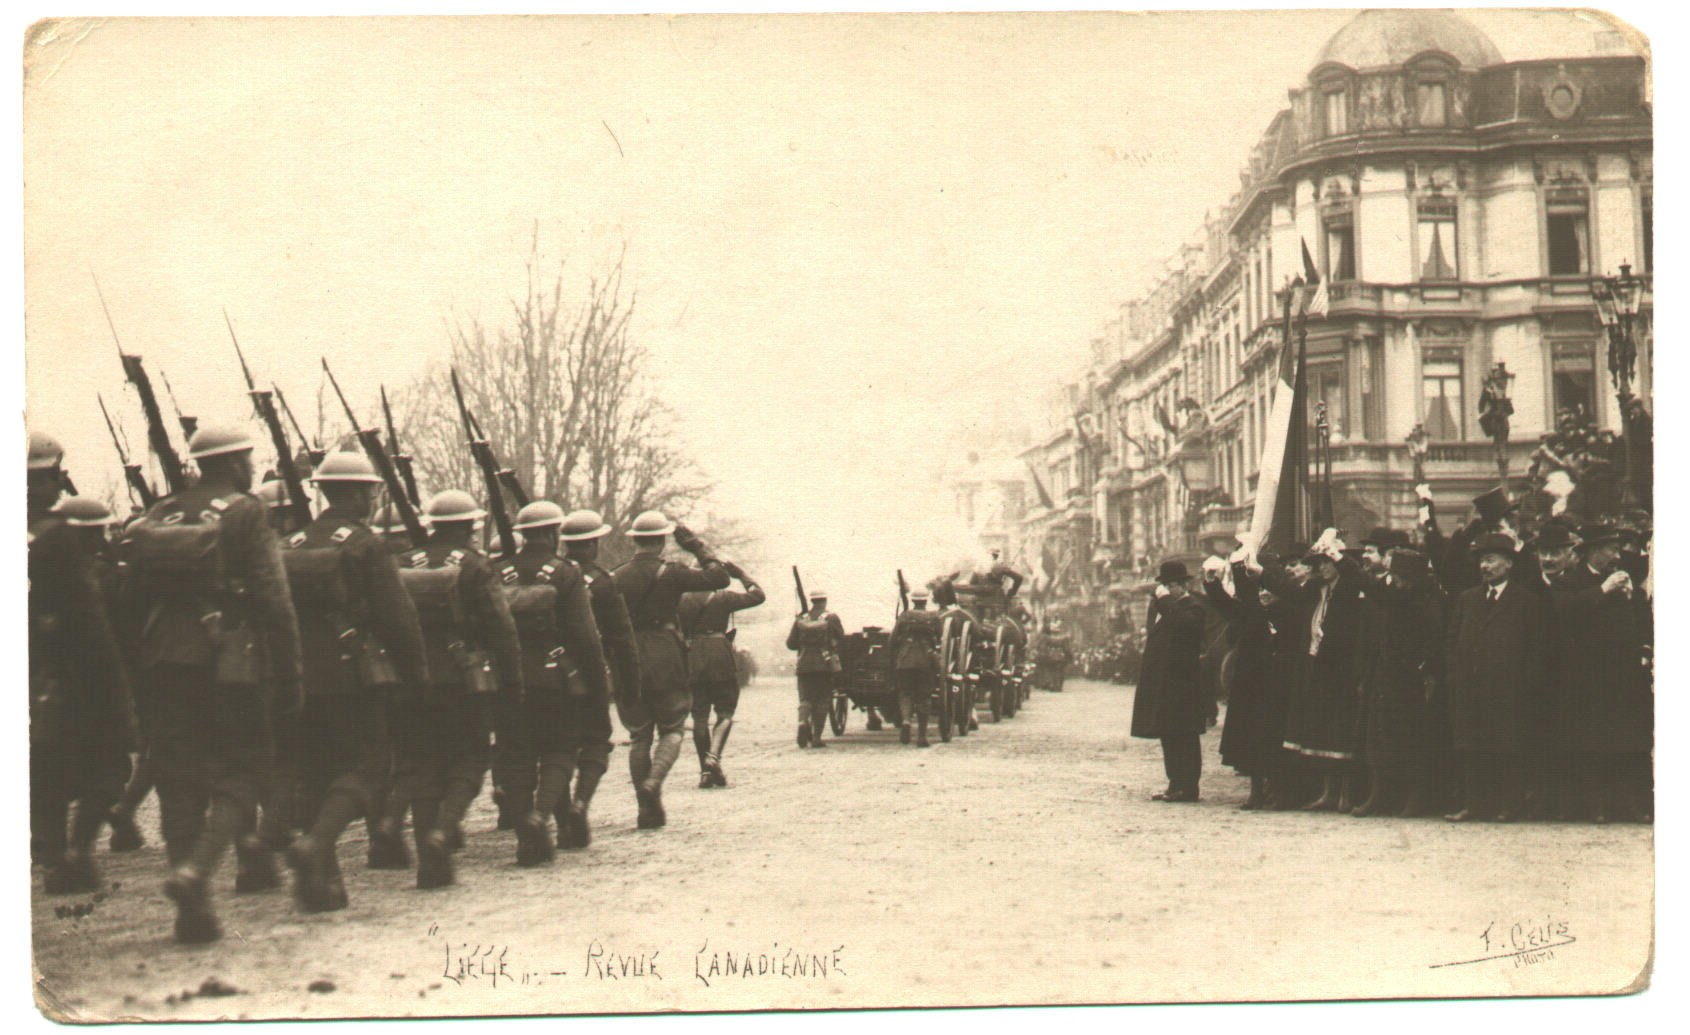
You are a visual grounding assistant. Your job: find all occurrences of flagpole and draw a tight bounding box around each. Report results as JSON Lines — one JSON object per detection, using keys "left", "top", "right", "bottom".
{"left": 1248, "top": 282, "right": 1301, "bottom": 552}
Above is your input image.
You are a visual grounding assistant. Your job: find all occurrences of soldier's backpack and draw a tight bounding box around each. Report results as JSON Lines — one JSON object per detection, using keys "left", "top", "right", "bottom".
{"left": 793, "top": 614, "right": 842, "bottom": 673}
{"left": 399, "top": 548, "right": 495, "bottom": 694}
{"left": 496, "top": 556, "right": 586, "bottom": 696}
{"left": 283, "top": 523, "right": 382, "bottom": 695}
{"left": 115, "top": 489, "right": 258, "bottom": 680}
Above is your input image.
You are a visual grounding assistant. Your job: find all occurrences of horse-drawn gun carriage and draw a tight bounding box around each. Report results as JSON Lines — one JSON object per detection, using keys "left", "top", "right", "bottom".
{"left": 830, "top": 624, "right": 955, "bottom": 742}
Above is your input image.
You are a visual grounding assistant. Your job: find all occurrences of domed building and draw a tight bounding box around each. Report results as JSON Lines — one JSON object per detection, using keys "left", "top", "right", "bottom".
{"left": 1038, "top": 7, "right": 1651, "bottom": 590}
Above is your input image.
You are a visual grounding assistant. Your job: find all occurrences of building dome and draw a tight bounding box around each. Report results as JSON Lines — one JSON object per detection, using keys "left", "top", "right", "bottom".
{"left": 1314, "top": 9, "right": 1504, "bottom": 72}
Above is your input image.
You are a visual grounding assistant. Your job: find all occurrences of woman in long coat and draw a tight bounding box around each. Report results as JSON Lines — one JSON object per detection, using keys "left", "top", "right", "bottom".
{"left": 1131, "top": 561, "right": 1209, "bottom": 802}
{"left": 1209, "top": 555, "right": 1305, "bottom": 809}
{"left": 1351, "top": 549, "right": 1447, "bottom": 818}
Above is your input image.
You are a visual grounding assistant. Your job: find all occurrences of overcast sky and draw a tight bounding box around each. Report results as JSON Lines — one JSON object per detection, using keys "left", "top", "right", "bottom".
{"left": 20, "top": 5, "right": 1653, "bottom": 625}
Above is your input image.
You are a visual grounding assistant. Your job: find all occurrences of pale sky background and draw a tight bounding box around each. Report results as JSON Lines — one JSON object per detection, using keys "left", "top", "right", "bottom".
{"left": 19, "top": 5, "right": 1656, "bottom": 633}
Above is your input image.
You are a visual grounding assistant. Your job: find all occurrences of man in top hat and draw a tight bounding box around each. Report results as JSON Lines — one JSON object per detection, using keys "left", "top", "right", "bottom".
{"left": 787, "top": 589, "right": 846, "bottom": 748}
{"left": 1443, "top": 531, "right": 1551, "bottom": 822}
{"left": 113, "top": 424, "right": 302, "bottom": 943}
{"left": 1130, "top": 560, "right": 1209, "bottom": 802}
{"left": 557, "top": 509, "right": 639, "bottom": 847}
{"left": 678, "top": 560, "right": 766, "bottom": 786}
{"left": 1548, "top": 525, "right": 1652, "bottom": 822}
{"left": 612, "top": 511, "right": 730, "bottom": 828}
{"left": 29, "top": 442, "right": 138, "bottom": 894}
{"left": 886, "top": 589, "right": 944, "bottom": 746}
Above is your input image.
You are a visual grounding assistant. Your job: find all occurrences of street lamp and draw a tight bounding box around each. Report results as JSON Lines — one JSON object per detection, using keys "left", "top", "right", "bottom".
{"left": 1591, "top": 261, "right": 1649, "bottom": 501}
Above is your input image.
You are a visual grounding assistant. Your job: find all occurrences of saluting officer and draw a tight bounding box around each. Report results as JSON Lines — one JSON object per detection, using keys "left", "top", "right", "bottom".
{"left": 29, "top": 437, "right": 138, "bottom": 895}
{"left": 886, "top": 590, "right": 942, "bottom": 747}
{"left": 678, "top": 562, "right": 766, "bottom": 787}
{"left": 787, "top": 589, "right": 845, "bottom": 748}
{"left": 490, "top": 501, "right": 611, "bottom": 865}
{"left": 612, "top": 511, "right": 730, "bottom": 829}
{"left": 390, "top": 489, "right": 523, "bottom": 889}
{"left": 559, "top": 509, "right": 639, "bottom": 847}
{"left": 114, "top": 425, "right": 303, "bottom": 944}
{"left": 276, "top": 452, "right": 429, "bottom": 912}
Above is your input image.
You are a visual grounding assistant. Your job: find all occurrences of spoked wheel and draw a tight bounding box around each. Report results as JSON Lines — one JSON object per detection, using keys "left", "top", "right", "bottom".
{"left": 936, "top": 684, "right": 953, "bottom": 742}
{"left": 954, "top": 682, "right": 971, "bottom": 736}
{"left": 830, "top": 694, "right": 848, "bottom": 736}
{"left": 987, "top": 677, "right": 1003, "bottom": 722}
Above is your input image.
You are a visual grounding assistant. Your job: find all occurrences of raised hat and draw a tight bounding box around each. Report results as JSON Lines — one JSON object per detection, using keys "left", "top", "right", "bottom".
{"left": 51, "top": 496, "right": 114, "bottom": 526}
{"left": 626, "top": 509, "right": 676, "bottom": 538}
{"left": 27, "top": 431, "right": 63, "bottom": 471}
{"left": 1387, "top": 548, "right": 1430, "bottom": 578}
{"left": 312, "top": 451, "right": 382, "bottom": 483}
{"left": 423, "top": 488, "right": 486, "bottom": 523}
{"left": 1471, "top": 486, "right": 1518, "bottom": 524}
{"left": 560, "top": 509, "right": 612, "bottom": 541}
{"left": 513, "top": 500, "right": 566, "bottom": 531}
{"left": 1156, "top": 560, "right": 1190, "bottom": 584}
{"left": 187, "top": 423, "right": 257, "bottom": 460}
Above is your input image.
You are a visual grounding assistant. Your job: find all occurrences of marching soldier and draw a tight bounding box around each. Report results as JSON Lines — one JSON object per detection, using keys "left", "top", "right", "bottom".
{"left": 277, "top": 452, "right": 429, "bottom": 911}
{"left": 490, "top": 501, "right": 611, "bottom": 865}
{"left": 886, "top": 590, "right": 942, "bottom": 746}
{"left": 612, "top": 511, "right": 730, "bottom": 828}
{"left": 679, "top": 562, "right": 766, "bottom": 787}
{"left": 787, "top": 589, "right": 845, "bottom": 748}
{"left": 29, "top": 437, "right": 138, "bottom": 894}
{"left": 390, "top": 489, "right": 523, "bottom": 888}
{"left": 113, "top": 424, "right": 302, "bottom": 943}
{"left": 559, "top": 509, "right": 638, "bottom": 847}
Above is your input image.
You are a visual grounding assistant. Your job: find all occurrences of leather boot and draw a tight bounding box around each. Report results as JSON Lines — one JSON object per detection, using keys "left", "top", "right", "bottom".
{"left": 107, "top": 805, "right": 145, "bottom": 853}
{"left": 412, "top": 800, "right": 453, "bottom": 890}
{"left": 285, "top": 834, "right": 342, "bottom": 913}
{"left": 235, "top": 834, "right": 282, "bottom": 893}
{"left": 163, "top": 863, "right": 221, "bottom": 945}
{"left": 559, "top": 762, "right": 602, "bottom": 849}
{"left": 705, "top": 718, "right": 733, "bottom": 787}
{"left": 916, "top": 713, "right": 930, "bottom": 748}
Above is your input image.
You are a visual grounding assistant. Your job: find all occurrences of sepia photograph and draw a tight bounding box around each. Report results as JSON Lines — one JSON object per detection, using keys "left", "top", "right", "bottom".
{"left": 19, "top": 3, "right": 1661, "bottom": 1022}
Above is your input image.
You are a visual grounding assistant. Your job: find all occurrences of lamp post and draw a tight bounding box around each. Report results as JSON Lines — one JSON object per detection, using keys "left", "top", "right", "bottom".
{"left": 1591, "top": 262, "right": 1649, "bottom": 503}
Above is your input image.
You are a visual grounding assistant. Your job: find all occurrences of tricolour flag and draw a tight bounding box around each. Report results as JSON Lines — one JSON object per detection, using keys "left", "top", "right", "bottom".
{"left": 1247, "top": 275, "right": 1313, "bottom": 554}
{"left": 1301, "top": 237, "right": 1329, "bottom": 318}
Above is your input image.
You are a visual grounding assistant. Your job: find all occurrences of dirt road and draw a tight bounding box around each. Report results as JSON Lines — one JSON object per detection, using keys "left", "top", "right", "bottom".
{"left": 32, "top": 677, "right": 1652, "bottom": 1020}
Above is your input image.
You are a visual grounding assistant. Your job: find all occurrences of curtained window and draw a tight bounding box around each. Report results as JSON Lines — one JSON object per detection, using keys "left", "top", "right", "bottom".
{"left": 1416, "top": 81, "right": 1448, "bottom": 127}
{"left": 1417, "top": 197, "right": 1458, "bottom": 280}
{"left": 1422, "top": 355, "right": 1463, "bottom": 440}
{"left": 1552, "top": 343, "right": 1597, "bottom": 424}
{"left": 1547, "top": 198, "right": 1589, "bottom": 275}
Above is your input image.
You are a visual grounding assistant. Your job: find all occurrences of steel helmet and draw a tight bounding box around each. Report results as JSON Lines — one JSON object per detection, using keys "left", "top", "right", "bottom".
{"left": 27, "top": 431, "right": 64, "bottom": 471}
{"left": 513, "top": 500, "right": 566, "bottom": 531}
{"left": 371, "top": 501, "right": 406, "bottom": 533}
{"left": 312, "top": 451, "right": 382, "bottom": 483}
{"left": 626, "top": 510, "right": 676, "bottom": 538}
{"left": 256, "top": 480, "right": 292, "bottom": 509}
{"left": 559, "top": 509, "right": 612, "bottom": 541}
{"left": 51, "top": 496, "right": 114, "bottom": 526}
{"left": 187, "top": 423, "right": 256, "bottom": 460}
{"left": 423, "top": 489, "right": 485, "bottom": 523}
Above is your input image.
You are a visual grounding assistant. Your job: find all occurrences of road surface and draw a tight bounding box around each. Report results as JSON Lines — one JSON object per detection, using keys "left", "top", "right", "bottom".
{"left": 32, "top": 677, "right": 1652, "bottom": 1020}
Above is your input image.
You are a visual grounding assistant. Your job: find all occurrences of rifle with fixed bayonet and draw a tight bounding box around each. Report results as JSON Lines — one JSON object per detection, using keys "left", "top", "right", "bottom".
{"left": 225, "top": 309, "right": 313, "bottom": 531}
{"left": 159, "top": 370, "right": 198, "bottom": 441}
{"left": 381, "top": 385, "right": 421, "bottom": 508}
{"left": 99, "top": 393, "right": 157, "bottom": 509}
{"left": 897, "top": 569, "right": 910, "bottom": 616}
{"left": 792, "top": 565, "right": 808, "bottom": 616}
{"left": 462, "top": 398, "right": 530, "bottom": 510}
{"left": 276, "top": 384, "right": 325, "bottom": 467}
{"left": 323, "top": 359, "right": 428, "bottom": 548}
{"left": 450, "top": 368, "right": 519, "bottom": 558}
{"left": 97, "top": 275, "right": 188, "bottom": 494}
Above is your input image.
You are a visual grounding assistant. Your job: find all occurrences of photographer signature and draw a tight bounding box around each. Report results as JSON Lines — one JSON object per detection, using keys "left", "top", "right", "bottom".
{"left": 1431, "top": 917, "right": 1575, "bottom": 969}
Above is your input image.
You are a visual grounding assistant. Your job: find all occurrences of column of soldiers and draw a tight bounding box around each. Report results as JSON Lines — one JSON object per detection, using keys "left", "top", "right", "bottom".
{"left": 1134, "top": 485, "right": 1652, "bottom": 825}
{"left": 28, "top": 425, "right": 754, "bottom": 944}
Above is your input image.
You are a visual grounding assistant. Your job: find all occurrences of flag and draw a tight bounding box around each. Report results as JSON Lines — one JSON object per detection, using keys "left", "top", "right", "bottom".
{"left": 1248, "top": 274, "right": 1312, "bottom": 554}
{"left": 1301, "top": 238, "right": 1329, "bottom": 318}
{"left": 1153, "top": 401, "right": 1177, "bottom": 436}
{"left": 1025, "top": 463, "right": 1056, "bottom": 510}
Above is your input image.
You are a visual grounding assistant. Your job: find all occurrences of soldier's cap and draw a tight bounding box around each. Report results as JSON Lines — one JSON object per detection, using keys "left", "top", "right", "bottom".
{"left": 371, "top": 502, "right": 406, "bottom": 532}
{"left": 1471, "top": 486, "right": 1519, "bottom": 524}
{"left": 187, "top": 423, "right": 257, "bottom": 460}
{"left": 1362, "top": 527, "right": 1410, "bottom": 550}
{"left": 626, "top": 509, "right": 676, "bottom": 538}
{"left": 807, "top": 589, "right": 828, "bottom": 599}
{"left": 1532, "top": 523, "right": 1581, "bottom": 550}
{"left": 909, "top": 590, "right": 930, "bottom": 602}
{"left": 423, "top": 488, "right": 486, "bottom": 523}
{"left": 27, "top": 431, "right": 64, "bottom": 471}
{"left": 559, "top": 509, "right": 612, "bottom": 541}
{"left": 1155, "top": 560, "right": 1190, "bottom": 584}
{"left": 312, "top": 451, "right": 382, "bottom": 484}
{"left": 1577, "top": 525, "right": 1635, "bottom": 550}
{"left": 51, "top": 496, "right": 114, "bottom": 526}
{"left": 513, "top": 500, "right": 566, "bottom": 531}
{"left": 1473, "top": 532, "right": 1519, "bottom": 558}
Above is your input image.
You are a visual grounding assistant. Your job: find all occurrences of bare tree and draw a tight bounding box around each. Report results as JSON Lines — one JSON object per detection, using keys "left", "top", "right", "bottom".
{"left": 396, "top": 228, "right": 723, "bottom": 567}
